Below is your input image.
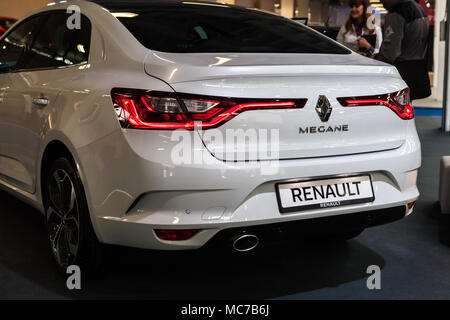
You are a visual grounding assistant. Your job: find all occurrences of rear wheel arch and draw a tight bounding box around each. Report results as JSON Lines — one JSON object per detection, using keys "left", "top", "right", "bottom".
{"left": 40, "top": 139, "right": 103, "bottom": 231}
{"left": 39, "top": 139, "right": 103, "bottom": 244}
{"left": 40, "top": 140, "right": 76, "bottom": 204}
{"left": 43, "top": 155, "right": 104, "bottom": 275}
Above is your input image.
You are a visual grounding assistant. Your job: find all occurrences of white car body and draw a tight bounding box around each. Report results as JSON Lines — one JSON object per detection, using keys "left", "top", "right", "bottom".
{"left": 0, "top": 1, "right": 420, "bottom": 253}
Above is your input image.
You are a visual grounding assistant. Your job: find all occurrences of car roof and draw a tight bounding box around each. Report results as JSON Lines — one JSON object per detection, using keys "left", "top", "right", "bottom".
{"left": 89, "top": 0, "right": 247, "bottom": 10}
{"left": 91, "top": 0, "right": 223, "bottom": 5}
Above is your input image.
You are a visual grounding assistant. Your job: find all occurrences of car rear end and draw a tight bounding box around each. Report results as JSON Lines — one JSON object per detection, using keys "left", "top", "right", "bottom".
{"left": 86, "top": 1, "right": 420, "bottom": 250}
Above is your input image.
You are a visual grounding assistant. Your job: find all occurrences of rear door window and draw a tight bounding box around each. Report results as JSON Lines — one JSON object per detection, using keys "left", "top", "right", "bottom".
{"left": 23, "top": 12, "right": 91, "bottom": 70}
{"left": 0, "top": 15, "right": 44, "bottom": 70}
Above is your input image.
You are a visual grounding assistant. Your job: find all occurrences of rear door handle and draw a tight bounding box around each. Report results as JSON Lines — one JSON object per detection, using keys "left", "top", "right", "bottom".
{"left": 32, "top": 96, "right": 49, "bottom": 107}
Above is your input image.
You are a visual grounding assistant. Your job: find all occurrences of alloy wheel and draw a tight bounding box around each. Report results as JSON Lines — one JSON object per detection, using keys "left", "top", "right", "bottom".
{"left": 46, "top": 169, "right": 80, "bottom": 269}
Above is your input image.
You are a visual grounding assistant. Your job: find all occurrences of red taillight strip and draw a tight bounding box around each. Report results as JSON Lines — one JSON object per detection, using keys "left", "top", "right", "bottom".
{"left": 337, "top": 89, "right": 414, "bottom": 120}
{"left": 342, "top": 99, "right": 388, "bottom": 106}
{"left": 114, "top": 96, "right": 193, "bottom": 130}
{"left": 112, "top": 88, "right": 307, "bottom": 130}
{"left": 196, "top": 101, "right": 298, "bottom": 129}
{"left": 154, "top": 229, "right": 200, "bottom": 241}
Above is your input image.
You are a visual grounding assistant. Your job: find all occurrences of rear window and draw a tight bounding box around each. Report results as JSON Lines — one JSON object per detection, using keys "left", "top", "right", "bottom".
{"left": 106, "top": 3, "right": 350, "bottom": 54}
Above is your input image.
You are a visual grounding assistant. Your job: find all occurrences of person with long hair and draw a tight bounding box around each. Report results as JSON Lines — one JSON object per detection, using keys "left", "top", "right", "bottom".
{"left": 337, "top": 0, "right": 382, "bottom": 57}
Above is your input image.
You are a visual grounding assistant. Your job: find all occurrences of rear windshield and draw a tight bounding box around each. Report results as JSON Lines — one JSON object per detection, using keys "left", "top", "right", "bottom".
{"left": 104, "top": 3, "right": 350, "bottom": 54}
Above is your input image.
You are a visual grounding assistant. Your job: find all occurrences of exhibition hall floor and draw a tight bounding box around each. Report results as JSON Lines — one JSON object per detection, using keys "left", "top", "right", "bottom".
{"left": 0, "top": 116, "right": 449, "bottom": 300}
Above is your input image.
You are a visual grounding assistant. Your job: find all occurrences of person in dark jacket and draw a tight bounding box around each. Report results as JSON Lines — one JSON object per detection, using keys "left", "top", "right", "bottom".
{"left": 375, "top": 0, "right": 431, "bottom": 100}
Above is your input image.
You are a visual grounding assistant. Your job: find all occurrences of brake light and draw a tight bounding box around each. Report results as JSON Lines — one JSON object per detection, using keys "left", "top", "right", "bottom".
{"left": 337, "top": 89, "right": 414, "bottom": 120}
{"left": 111, "top": 88, "right": 307, "bottom": 130}
{"left": 154, "top": 229, "right": 200, "bottom": 241}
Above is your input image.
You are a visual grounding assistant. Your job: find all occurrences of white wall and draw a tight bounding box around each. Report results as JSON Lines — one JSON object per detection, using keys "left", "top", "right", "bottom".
{"left": 259, "top": 0, "right": 276, "bottom": 12}
{"left": 296, "top": 0, "right": 310, "bottom": 17}
{"left": 0, "top": 0, "right": 49, "bottom": 19}
{"left": 281, "top": 0, "right": 294, "bottom": 18}
{"left": 309, "top": 0, "right": 323, "bottom": 23}
{"left": 434, "top": 0, "right": 446, "bottom": 101}
{"left": 235, "top": 0, "right": 252, "bottom": 7}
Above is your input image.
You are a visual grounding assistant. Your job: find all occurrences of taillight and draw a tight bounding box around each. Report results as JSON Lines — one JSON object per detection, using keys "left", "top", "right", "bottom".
{"left": 111, "top": 88, "right": 307, "bottom": 130}
{"left": 154, "top": 229, "right": 200, "bottom": 241}
{"left": 337, "top": 89, "right": 414, "bottom": 120}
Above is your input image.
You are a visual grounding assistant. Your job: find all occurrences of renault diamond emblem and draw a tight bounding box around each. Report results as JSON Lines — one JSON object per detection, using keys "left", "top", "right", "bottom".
{"left": 316, "top": 95, "right": 332, "bottom": 122}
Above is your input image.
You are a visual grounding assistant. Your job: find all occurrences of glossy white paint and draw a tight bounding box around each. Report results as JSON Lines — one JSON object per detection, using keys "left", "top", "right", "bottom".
{"left": 0, "top": 1, "right": 421, "bottom": 250}
{"left": 144, "top": 51, "right": 398, "bottom": 84}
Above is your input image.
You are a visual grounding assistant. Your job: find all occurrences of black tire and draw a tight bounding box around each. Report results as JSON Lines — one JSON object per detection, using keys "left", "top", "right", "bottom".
{"left": 43, "top": 157, "right": 103, "bottom": 277}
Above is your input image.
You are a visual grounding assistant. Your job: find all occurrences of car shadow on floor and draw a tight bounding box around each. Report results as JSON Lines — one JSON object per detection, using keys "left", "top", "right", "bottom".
{"left": 0, "top": 189, "right": 385, "bottom": 299}
{"left": 431, "top": 202, "right": 450, "bottom": 248}
{"left": 422, "top": 201, "right": 450, "bottom": 248}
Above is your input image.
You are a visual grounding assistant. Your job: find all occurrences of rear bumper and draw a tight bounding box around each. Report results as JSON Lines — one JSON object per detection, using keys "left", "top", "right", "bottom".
{"left": 205, "top": 205, "right": 408, "bottom": 247}
{"left": 77, "top": 125, "right": 420, "bottom": 250}
{"left": 95, "top": 188, "right": 417, "bottom": 250}
{"left": 92, "top": 162, "right": 419, "bottom": 250}
{"left": 97, "top": 203, "right": 412, "bottom": 250}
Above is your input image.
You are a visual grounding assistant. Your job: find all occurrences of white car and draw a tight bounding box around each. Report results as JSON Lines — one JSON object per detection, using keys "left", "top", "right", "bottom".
{"left": 0, "top": 0, "right": 420, "bottom": 274}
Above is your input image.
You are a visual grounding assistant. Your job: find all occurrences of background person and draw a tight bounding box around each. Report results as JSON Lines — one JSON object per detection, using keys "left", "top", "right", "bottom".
{"left": 337, "top": 0, "right": 382, "bottom": 57}
{"left": 375, "top": 0, "right": 430, "bottom": 100}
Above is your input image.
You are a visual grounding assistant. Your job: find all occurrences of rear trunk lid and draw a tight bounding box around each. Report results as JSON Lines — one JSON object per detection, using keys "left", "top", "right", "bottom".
{"left": 144, "top": 52, "right": 408, "bottom": 161}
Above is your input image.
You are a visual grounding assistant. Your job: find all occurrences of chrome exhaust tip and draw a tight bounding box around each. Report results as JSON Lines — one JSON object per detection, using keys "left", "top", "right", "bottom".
{"left": 232, "top": 234, "right": 259, "bottom": 252}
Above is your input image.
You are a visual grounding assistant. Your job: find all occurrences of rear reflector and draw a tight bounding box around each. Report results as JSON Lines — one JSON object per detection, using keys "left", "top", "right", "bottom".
{"left": 337, "top": 89, "right": 414, "bottom": 120}
{"left": 154, "top": 229, "right": 200, "bottom": 241}
{"left": 112, "top": 88, "right": 307, "bottom": 130}
{"left": 407, "top": 201, "right": 416, "bottom": 210}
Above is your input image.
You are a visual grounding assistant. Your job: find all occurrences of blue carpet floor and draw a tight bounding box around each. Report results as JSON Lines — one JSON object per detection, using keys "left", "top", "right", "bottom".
{"left": 414, "top": 107, "right": 443, "bottom": 117}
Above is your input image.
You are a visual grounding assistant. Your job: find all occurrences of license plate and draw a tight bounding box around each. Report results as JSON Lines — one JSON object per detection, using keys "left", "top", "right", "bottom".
{"left": 275, "top": 175, "right": 375, "bottom": 213}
